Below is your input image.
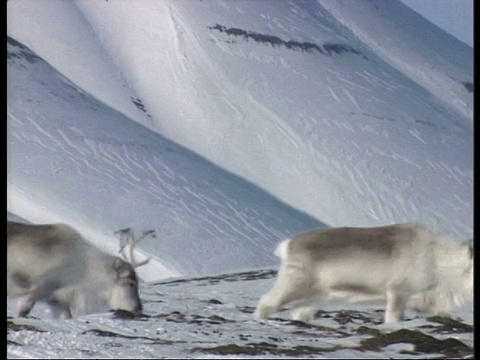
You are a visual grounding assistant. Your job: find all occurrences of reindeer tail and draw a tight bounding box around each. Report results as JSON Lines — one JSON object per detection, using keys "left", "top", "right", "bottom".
{"left": 274, "top": 239, "right": 291, "bottom": 261}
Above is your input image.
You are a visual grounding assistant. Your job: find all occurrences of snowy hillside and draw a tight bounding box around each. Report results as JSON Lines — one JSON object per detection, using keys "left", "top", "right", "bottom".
{"left": 8, "top": 0, "right": 473, "bottom": 247}
{"left": 7, "top": 0, "right": 473, "bottom": 358}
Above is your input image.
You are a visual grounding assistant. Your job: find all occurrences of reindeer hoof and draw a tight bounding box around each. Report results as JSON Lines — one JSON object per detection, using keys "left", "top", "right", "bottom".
{"left": 17, "top": 308, "right": 31, "bottom": 318}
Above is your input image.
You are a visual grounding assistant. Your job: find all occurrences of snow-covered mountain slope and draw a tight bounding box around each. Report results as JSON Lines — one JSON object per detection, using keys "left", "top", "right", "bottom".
{"left": 318, "top": 0, "right": 473, "bottom": 119}
{"left": 7, "top": 268, "right": 474, "bottom": 359}
{"left": 6, "top": 0, "right": 149, "bottom": 127}
{"left": 8, "top": 0, "right": 472, "bottom": 243}
{"left": 7, "top": 0, "right": 473, "bottom": 358}
{"left": 7, "top": 36, "right": 322, "bottom": 279}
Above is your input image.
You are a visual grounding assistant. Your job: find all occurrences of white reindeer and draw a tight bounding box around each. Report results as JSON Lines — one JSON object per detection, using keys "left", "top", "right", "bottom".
{"left": 7, "top": 221, "right": 155, "bottom": 319}
{"left": 254, "top": 223, "right": 473, "bottom": 324}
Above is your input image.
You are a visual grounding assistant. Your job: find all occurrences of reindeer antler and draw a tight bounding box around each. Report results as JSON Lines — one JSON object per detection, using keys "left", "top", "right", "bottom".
{"left": 114, "top": 228, "right": 155, "bottom": 268}
{"left": 115, "top": 227, "right": 133, "bottom": 255}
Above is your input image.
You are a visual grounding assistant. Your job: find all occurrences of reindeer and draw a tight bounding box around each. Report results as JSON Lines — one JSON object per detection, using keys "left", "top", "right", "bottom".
{"left": 254, "top": 223, "right": 473, "bottom": 324}
{"left": 7, "top": 221, "right": 155, "bottom": 319}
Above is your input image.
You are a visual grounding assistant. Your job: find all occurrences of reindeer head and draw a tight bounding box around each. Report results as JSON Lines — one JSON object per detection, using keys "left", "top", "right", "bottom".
{"left": 109, "top": 228, "right": 156, "bottom": 313}
{"left": 109, "top": 258, "right": 143, "bottom": 312}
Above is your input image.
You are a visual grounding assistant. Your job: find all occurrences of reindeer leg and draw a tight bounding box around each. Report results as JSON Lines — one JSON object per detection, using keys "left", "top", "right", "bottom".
{"left": 16, "top": 296, "right": 36, "bottom": 317}
{"left": 384, "top": 290, "right": 409, "bottom": 323}
{"left": 254, "top": 265, "right": 316, "bottom": 320}
{"left": 290, "top": 297, "right": 319, "bottom": 323}
{"left": 17, "top": 271, "right": 67, "bottom": 318}
{"left": 47, "top": 297, "right": 73, "bottom": 319}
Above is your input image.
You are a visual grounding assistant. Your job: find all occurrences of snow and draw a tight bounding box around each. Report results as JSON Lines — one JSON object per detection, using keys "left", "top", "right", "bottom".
{"left": 7, "top": 267, "right": 474, "bottom": 359}
{"left": 7, "top": 0, "right": 472, "bottom": 358}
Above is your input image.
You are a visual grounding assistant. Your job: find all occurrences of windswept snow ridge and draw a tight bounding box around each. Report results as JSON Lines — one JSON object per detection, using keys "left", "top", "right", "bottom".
{"left": 318, "top": 0, "right": 473, "bottom": 120}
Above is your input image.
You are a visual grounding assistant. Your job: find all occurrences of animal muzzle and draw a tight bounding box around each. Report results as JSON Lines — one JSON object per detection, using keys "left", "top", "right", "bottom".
{"left": 109, "top": 280, "right": 143, "bottom": 313}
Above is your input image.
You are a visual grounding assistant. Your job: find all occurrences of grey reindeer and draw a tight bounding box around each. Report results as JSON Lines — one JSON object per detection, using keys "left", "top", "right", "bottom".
{"left": 7, "top": 221, "right": 155, "bottom": 319}
{"left": 254, "top": 223, "right": 473, "bottom": 324}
